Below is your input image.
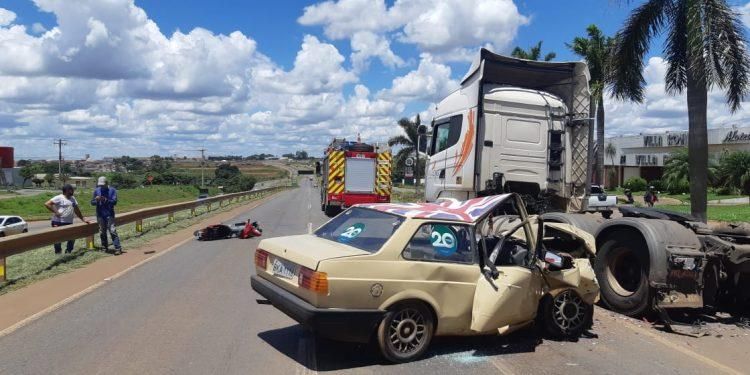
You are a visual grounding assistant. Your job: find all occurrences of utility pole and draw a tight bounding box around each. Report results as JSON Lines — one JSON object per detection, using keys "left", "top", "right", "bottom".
{"left": 54, "top": 139, "right": 67, "bottom": 184}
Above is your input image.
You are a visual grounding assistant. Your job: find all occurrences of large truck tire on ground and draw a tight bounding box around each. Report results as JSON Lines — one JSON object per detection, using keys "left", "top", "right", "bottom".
{"left": 422, "top": 48, "right": 750, "bottom": 318}
{"left": 543, "top": 209, "right": 750, "bottom": 317}
{"left": 319, "top": 138, "right": 392, "bottom": 216}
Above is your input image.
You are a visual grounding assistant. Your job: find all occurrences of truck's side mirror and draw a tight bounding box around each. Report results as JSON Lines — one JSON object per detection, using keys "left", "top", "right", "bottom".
{"left": 418, "top": 125, "right": 427, "bottom": 135}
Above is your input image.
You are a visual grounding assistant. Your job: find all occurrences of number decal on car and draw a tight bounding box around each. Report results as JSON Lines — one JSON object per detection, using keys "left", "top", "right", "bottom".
{"left": 430, "top": 225, "right": 457, "bottom": 256}
{"left": 338, "top": 223, "right": 365, "bottom": 242}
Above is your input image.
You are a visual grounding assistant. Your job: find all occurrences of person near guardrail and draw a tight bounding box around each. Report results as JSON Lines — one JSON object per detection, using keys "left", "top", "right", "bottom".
{"left": 45, "top": 184, "right": 92, "bottom": 255}
{"left": 91, "top": 176, "right": 122, "bottom": 255}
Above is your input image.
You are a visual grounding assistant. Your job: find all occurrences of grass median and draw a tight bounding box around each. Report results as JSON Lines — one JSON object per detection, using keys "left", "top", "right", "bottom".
{"left": 656, "top": 204, "right": 750, "bottom": 222}
{"left": 0, "top": 189, "right": 284, "bottom": 295}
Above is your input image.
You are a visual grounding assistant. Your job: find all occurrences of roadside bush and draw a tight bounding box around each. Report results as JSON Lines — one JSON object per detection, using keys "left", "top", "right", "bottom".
{"left": 717, "top": 150, "right": 750, "bottom": 196}
{"left": 623, "top": 176, "right": 647, "bottom": 192}
{"left": 222, "top": 175, "right": 256, "bottom": 193}
{"left": 109, "top": 173, "right": 140, "bottom": 189}
{"left": 714, "top": 186, "right": 736, "bottom": 195}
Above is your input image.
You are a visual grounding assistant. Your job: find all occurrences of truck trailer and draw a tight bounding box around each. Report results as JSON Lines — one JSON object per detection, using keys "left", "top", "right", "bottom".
{"left": 320, "top": 138, "right": 392, "bottom": 216}
{"left": 423, "top": 49, "right": 750, "bottom": 318}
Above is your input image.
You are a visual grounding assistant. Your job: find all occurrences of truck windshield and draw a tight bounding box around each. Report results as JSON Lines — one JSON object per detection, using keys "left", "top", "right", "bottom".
{"left": 314, "top": 208, "right": 404, "bottom": 253}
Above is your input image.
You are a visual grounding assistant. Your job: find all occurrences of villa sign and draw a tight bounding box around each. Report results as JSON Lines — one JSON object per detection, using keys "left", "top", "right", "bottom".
{"left": 723, "top": 130, "right": 750, "bottom": 143}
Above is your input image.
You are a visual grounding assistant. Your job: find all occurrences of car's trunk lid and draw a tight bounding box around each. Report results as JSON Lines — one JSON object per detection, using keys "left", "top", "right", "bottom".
{"left": 259, "top": 234, "right": 370, "bottom": 271}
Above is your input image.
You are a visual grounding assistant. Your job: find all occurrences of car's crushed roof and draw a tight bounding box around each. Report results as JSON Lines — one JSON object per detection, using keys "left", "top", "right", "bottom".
{"left": 358, "top": 194, "right": 512, "bottom": 223}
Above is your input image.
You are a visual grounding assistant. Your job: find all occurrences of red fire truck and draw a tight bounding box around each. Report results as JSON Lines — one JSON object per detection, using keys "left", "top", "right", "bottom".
{"left": 319, "top": 138, "right": 391, "bottom": 216}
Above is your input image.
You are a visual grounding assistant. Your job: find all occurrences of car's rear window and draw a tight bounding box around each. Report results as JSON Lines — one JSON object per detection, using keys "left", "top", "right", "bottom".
{"left": 314, "top": 207, "right": 404, "bottom": 253}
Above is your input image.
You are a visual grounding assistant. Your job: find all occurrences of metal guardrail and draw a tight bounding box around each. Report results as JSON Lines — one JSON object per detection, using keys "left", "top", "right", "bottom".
{"left": 0, "top": 186, "right": 286, "bottom": 281}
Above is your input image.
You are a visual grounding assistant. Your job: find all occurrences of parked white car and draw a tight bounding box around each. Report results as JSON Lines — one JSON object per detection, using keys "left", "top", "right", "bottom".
{"left": 0, "top": 215, "right": 28, "bottom": 237}
{"left": 585, "top": 185, "right": 617, "bottom": 219}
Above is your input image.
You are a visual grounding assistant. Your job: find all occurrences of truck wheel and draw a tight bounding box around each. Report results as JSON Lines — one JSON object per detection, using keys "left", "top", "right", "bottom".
{"left": 324, "top": 204, "right": 339, "bottom": 217}
{"left": 377, "top": 302, "right": 434, "bottom": 363}
{"left": 540, "top": 290, "right": 592, "bottom": 338}
{"left": 601, "top": 210, "right": 612, "bottom": 219}
{"left": 595, "top": 232, "right": 651, "bottom": 316}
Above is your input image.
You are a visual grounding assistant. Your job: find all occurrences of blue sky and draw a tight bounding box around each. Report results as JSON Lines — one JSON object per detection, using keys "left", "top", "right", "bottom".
{"left": 1, "top": 0, "right": 749, "bottom": 159}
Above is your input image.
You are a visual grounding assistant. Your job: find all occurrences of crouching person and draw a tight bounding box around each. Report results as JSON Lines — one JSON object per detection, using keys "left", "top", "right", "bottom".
{"left": 92, "top": 177, "right": 122, "bottom": 255}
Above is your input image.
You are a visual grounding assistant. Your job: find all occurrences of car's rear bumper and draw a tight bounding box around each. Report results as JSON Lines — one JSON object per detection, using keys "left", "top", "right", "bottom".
{"left": 251, "top": 275, "right": 384, "bottom": 343}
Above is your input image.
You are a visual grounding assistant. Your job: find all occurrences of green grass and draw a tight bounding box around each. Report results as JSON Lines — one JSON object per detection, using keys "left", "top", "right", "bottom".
{"left": 0, "top": 189, "right": 284, "bottom": 295}
{"left": 658, "top": 204, "right": 750, "bottom": 222}
{"left": 0, "top": 185, "right": 220, "bottom": 221}
{"left": 392, "top": 188, "right": 423, "bottom": 203}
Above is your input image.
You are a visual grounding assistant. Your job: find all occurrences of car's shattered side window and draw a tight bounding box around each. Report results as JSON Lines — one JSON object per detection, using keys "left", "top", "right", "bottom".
{"left": 403, "top": 224, "right": 475, "bottom": 264}
{"left": 314, "top": 208, "right": 404, "bottom": 253}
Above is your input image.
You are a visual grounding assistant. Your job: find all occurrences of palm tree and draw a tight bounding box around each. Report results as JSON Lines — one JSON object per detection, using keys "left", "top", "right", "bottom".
{"left": 717, "top": 150, "right": 750, "bottom": 196}
{"left": 605, "top": 142, "right": 618, "bottom": 186}
{"left": 608, "top": 0, "right": 750, "bottom": 222}
{"left": 511, "top": 41, "right": 556, "bottom": 61}
{"left": 663, "top": 148, "right": 716, "bottom": 195}
{"left": 389, "top": 115, "right": 425, "bottom": 185}
{"left": 568, "top": 25, "right": 613, "bottom": 186}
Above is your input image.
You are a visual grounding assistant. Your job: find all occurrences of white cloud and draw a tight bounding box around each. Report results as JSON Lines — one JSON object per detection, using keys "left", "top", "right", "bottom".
{"left": 31, "top": 23, "right": 47, "bottom": 34}
{"left": 380, "top": 54, "right": 459, "bottom": 102}
{"left": 0, "top": 8, "right": 16, "bottom": 26}
{"left": 350, "top": 31, "right": 405, "bottom": 72}
{"left": 605, "top": 57, "right": 750, "bottom": 136}
{"left": 299, "top": 0, "right": 529, "bottom": 62}
{"left": 736, "top": 2, "right": 750, "bottom": 28}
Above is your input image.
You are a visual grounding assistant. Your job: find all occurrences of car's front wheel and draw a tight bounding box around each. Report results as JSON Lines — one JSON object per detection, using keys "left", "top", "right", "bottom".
{"left": 377, "top": 302, "right": 434, "bottom": 363}
{"left": 540, "top": 290, "right": 592, "bottom": 338}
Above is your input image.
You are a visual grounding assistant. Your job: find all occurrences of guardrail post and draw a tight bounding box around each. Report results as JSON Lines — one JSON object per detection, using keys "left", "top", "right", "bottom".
{"left": 136, "top": 220, "right": 143, "bottom": 233}
{"left": 191, "top": 208, "right": 196, "bottom": 217}
{"left": 168, "top": 212, "right": 175, "bottom": 223}
{"left": 87, "top": 235, "right": 95, "bottom": 250}
{"left": 207, "top": 203, "right": 212, "bottom": 211}
{"left": 0, "top": 257, "right": 5, "bottom": 282}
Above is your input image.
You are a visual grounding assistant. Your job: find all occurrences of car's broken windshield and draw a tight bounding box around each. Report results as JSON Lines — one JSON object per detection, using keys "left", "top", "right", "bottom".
{"left": 314, "top": 207, "right": 404, "bottom": 253}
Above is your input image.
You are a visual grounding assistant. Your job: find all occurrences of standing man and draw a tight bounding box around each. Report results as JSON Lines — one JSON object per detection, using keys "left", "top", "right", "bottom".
{"left": 45, "top": 184, "right": 91, "bottom": 255}
{"left": 92, "top": 176, "right": 122, "bottom": 255}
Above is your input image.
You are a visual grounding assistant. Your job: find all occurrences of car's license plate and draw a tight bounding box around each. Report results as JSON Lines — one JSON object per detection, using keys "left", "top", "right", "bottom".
{"left": 271, "top": 257, "right": 298, "bottom": 280}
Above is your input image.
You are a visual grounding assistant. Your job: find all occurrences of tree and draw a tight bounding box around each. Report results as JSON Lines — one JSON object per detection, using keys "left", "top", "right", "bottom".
{"left": 663, "top": 148, "right": 716, "bottom": 194}
{"left": 717, "top": 150, "right": 750, "bottom": 196}
{"left": 605, "top": 142, "right": 618, "bottom": 186}
{"left": 43, "top": 173, "right": 55, "bottom": 187}
{"left": 19, "top": 165, "right": 38, "bottom": 186}
{"left": 215, "top": 164, "right": 241, "bottom": 180}
{"left": 388, "top": 115, "right": 424, "bottom": 166}
{"left": 295, "top": 150, "right": 309, "bottom": 160}
{"left": 148, "top": 155, "right": 172, "bottom": 173}
{"left": 511, "top": 41, "right": 556, "bottom": 61}
{"left": 608, "top": 0, "right": 750, "bottom": 222}
{"left": 568, "top": 25, "right": 614, "bottom": 185}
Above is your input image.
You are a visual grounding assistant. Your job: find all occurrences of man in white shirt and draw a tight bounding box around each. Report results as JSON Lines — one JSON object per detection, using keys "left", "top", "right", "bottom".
{"left": 44, "top": 184, "right": 91, "bottom": 254}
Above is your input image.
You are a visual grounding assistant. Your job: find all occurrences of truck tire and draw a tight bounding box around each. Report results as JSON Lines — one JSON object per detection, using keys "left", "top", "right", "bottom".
{"left": 601, "top": 210, "right": 612, "bottom": 219}
{"left": 595, "top": 231, "right": 651, "bottom": 316}
{"left": 377, "top": 301, "right": 434, "bottom": 363}
{"left": 324, "top": 204, "right": 339, "bottom": 217}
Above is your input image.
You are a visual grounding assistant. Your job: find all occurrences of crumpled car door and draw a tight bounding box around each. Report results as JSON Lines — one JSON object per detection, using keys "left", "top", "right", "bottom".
{"left": 470, "top": 266, "right": 542, "bottom": 333}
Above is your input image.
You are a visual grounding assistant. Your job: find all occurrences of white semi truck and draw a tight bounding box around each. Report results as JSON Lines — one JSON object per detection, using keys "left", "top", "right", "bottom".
{"left": 423, "top": 49, "right": 750, "bottom": 323}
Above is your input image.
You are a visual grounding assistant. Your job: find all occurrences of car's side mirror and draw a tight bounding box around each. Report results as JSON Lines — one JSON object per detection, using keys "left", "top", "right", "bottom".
{"left": 543, "top": 250, "right": 574, "bottom": 271}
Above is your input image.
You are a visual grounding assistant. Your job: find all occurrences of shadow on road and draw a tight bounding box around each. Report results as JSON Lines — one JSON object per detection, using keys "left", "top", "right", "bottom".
{"left": 259, "top": 324, "right": 548, "bottom": 372}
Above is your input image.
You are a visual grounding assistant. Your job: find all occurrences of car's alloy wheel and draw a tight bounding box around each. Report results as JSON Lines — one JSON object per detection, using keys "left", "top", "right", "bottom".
{"left": 551, "top": 290, "right": 587, "bottom": 334}
{"left": 377, "top": 302, "right": 434, "bottom": 363}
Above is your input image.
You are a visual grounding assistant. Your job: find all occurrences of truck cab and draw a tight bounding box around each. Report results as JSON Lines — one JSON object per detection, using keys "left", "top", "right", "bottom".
{"left": 424, "top": 49, "right": 591, "bottom": 213}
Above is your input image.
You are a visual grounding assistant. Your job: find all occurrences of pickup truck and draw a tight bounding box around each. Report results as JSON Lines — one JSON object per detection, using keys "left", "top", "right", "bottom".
{"left": 585, "top": 185, "right": 616, "bottom": 219}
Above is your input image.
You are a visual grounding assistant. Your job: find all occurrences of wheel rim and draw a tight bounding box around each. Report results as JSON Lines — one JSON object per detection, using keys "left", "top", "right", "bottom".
{"left": 552, "top": 291, "right": 587, "bottom": 333}
{"left": 605, "top": 247, "right": 642, "bottom": 296}
{"left": 388, "top": 308, "right": 427, "bottom": 355}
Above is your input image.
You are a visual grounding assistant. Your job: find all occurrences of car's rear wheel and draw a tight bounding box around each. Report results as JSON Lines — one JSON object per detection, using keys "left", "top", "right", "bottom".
{"left": 377, "top": 302, "right": 434, "bottom": 363}
{"left": 595, "top": 232, "right": 651, "bottom": 316}
{"left": 540, "top": 290, "right": 592, "bottom": 338}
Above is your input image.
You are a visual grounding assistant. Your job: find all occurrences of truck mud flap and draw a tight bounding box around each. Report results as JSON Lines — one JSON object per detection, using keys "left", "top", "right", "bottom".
{"left": 654, "top": 254, "right": 705, "bottom": 310}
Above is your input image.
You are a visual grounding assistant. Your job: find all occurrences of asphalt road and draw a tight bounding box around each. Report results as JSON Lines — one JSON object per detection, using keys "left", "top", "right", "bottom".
{"left": 0, "top": 178, "right": 747, "bottom": 374}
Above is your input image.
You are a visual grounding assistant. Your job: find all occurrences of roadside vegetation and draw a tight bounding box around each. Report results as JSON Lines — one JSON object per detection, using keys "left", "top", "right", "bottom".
{"left": 0, "top": 185, "right": 220, "bottom": 221}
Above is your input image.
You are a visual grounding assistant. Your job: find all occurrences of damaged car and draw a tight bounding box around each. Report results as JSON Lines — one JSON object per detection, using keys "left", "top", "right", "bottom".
{"left": 251, "top": 193, "right": 599, "bottom": 362}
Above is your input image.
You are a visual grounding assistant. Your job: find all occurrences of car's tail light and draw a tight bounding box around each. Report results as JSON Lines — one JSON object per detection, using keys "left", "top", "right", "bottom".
{"left": 298, "top": 267, "right": 328, "bottom": 294}
{"left": 254, "top": 249, "right": 269, "bottom": 270}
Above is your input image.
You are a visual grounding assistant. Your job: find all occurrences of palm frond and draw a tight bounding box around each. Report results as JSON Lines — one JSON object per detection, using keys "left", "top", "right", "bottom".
{"left": 387, "top": 135, "right": 412, "bottom": 147}
{"left": 664, "top": 0, "right": 687, "bottom": 94}
{"left": 608, "top": 0, "right": 671, "bottom": 102}
{"left": 703, "top": 0, "right": 750, "bottom": 112}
